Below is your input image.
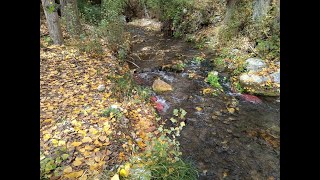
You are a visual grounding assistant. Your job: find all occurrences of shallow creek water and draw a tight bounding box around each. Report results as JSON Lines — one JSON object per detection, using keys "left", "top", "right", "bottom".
{"left": 127, "top": 19, "right": 280, "bottom": 180}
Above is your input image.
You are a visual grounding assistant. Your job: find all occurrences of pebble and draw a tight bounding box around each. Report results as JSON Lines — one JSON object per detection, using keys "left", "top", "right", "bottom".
{"left": 97, "top": 84, "right": 106, "bottom": 92}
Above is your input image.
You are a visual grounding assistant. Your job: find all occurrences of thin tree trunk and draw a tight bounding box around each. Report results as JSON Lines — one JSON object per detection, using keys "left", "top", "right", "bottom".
{"left": 60, "top": 0, "right": 82, "bottom": 37}
{"left": 223, "top": 0, "right": 238, "bottom": 25}
{"left": 41, "top": 0, "right": 64, "bottom": 45}
{"left": 142, "top": 0, "right": 150, "bottom": 18}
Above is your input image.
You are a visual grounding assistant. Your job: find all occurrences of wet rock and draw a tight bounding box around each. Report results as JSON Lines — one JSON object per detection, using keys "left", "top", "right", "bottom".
{"left": 239, "top": 72, "right": 279, "bottom": 96}
{"left": 245, "top": 58, "right": 267, "bottom": 72}
{"left": 240, "top": 73, "right": 268, "bottom": 84}
{"left": 97, "top": 84, "right": 105, "bottom": 92}
{"left": 152, "top": 78, "right": 173, "bottom": 92}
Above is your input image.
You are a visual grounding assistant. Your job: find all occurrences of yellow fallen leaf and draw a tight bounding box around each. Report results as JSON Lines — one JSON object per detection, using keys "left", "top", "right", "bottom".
{"left": 84, "top": 145, "right": 93, "bottom": 150}
{"left": 64, "top": 170, "right": 84, "bottom": 178}
{"left": 58, "top": 140, "right": 66, "bottom": 146}
{"left": 63, "top": 166, "right": 73, "bottom": 174}
{"left": 51, "top": 139, "right": 58, "bottom": 145}
{"left": 227, "top": 107, "right": 235, "bottom": 114}
{"left": 83, "top": 151, "right": 91, "bottom": 157}
{"left": 94, "top": 148, "right": 100, "bottom": 152}
{"left": 44, "top": 119, "right": 53, "bottom": 123}
{"left": 43, "top": 134, "right": 51, "bottom": 141}
{"left": 111, "top": 174, "right": 120, "bottom": 180}
{"left": 78, "top": 130, "right": 87, "bottom": 136}
{"left": 79, "top": 174, "right": 87, "bottom": 180}
{"left": 82, "top": 137, "right": 92, "bottom": 143}
{"left": 79, "top": 148, "right": 86, "bottom": 153}
{"left": 94, "top": 156, "right": 101, "bottom": 162}
{"left": 99, "top": 136, "right": 107, "bottom": 142}
{"left": 195, "top": 107, "right": 202, "bottom": 111}
{"left": 71, "top": 142, "right": 83, "bottom": 147}
{"left": 94, "top": 139, "right": 102, "bottom": 146}
{"left": 118, "top": 168, "right": 127, "bottom": 177}
{"left": 89, "top": 128, "right": 98, "bottom": 135}
{"left": 73, "top": 159, "right": 82, "bottom": 166}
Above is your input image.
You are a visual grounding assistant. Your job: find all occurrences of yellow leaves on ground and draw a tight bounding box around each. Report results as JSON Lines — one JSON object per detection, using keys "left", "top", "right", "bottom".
{"left": 202, "top": 88, "right": 212, "bottom": 95}
{"left": 82, "top": 137, "right": 93, "bottom": 143}
{"left": 64, "top": 170, "right": 84, "bottom": 179}
{"left": 195, "top": 107, "right": 202, "bottom": 111}
{"left": 63, "top": 166, "right": 73, "bottom": 173}
{"left": 98, "top": 135, "right": 107, "bottom": 142}
{"left": 71, "top": 142, "right": 83, "bottom": 147}
{"left": 73, "top": 157, "right": 83, "bottom": 166}
{"left": 103, "top": 122, "right": 112, "bottom": 135}
{"left": 40, "top": 44, "right": 161, "bottom": 179}
{"left": 43, "top": 134, "right": 51, "bottom": 141}
{"left": 111, "top": 174, "right": 120, "bottom": 180}
{"left": 58, "top": 140, "right": 66, "bottom": 146}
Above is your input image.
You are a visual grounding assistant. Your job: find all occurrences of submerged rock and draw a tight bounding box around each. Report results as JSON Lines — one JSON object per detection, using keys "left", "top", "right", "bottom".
{"left": 240, "top": 94, "right": 262, "bottom": 104}
{"left": 152, "top": 78, "right": 173, "bottom": 92}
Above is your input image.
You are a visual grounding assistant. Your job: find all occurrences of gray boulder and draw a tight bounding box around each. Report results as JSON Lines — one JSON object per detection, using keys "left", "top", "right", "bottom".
{"left": 245, "top": 58, "right": 267, "bottom": 72}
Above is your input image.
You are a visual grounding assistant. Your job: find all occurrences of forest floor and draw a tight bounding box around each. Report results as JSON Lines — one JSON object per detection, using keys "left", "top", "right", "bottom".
{"left": 40, "top": 22, "right": 167, "bottom": 179}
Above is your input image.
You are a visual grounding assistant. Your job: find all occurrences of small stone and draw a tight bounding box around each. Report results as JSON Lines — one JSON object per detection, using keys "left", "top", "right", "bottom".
{"left": 152, "top": 78, "right": 173, "bottom": 92}
{"left": 212, "top": 115, "right": 218, "bottom": 119}
{"left": 213, "top": 111, "right": 222, "bottom": 116}
{"left": 97, "top": 84, "right": 106, "bottom": 92}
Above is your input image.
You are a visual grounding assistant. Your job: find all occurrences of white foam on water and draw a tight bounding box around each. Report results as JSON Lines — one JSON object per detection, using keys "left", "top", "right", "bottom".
{"left": 155, "top": 96, "right": 170, "bottom": 113}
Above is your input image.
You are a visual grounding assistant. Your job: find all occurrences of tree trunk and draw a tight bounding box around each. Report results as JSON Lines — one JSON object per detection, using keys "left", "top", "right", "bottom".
{"left": 142, "top": 0, "right": 150, "bottom": 18}
{"left": 223, "top": 0, "right": 238, "bottom": 24}
{"left": 60, "top": 0, "right": 82, "bottom": 37}
{"left": 41, "top": 0, "right": 64, "bottom": 45}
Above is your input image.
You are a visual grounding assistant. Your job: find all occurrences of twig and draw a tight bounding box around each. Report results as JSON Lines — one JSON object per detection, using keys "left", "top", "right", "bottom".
{"left": 126, "top": 58, "right": 140, "bottom": 68}
{"left": 249, "top": 44, "right": 260, "bottom": 56}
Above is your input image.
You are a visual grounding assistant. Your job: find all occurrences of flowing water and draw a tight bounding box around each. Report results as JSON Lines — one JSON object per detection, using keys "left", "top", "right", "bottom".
{"left": 127, "top": 19, "right": 280, "bottom": 180}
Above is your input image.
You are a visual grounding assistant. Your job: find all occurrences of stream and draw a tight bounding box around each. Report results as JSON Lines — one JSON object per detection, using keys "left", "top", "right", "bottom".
{"left": 127, "top": 19, "right": 280, "bottom": 180}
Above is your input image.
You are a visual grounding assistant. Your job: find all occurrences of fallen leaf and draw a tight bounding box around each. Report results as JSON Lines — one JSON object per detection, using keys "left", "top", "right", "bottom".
{"left": 63, "top": 166, "right": 73, "bottom": 174}
{"left": 71, "top": 142, "right": 83, "bottom": 147}
{"left": 99, "top": 136, "right": 107, "bottom": 142}
{"left": 64, "top": 170, "right": 84, "bottom": 178}
{"left": 73, "top": 159, "right": 82, "bottom": 166}
{"left": 110, "top": 174, "right": 120, "bottom": 180}
{"left": 82, "top": 137, "right": 93, "bottom": 143}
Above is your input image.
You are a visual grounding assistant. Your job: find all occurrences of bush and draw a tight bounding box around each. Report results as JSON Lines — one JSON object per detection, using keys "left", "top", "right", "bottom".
{"left": 77, "top": 0, "right": 102, "bottom": 25}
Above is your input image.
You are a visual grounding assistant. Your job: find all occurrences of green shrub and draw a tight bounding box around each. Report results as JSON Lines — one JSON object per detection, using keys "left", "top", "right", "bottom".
{"left": 77, "top": 0, "right": 103, "bottom": 25}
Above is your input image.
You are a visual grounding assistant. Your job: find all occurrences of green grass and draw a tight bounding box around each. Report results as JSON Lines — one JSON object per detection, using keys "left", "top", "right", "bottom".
{"left": 141, "top": 136, "right": 198, "bottom": 180}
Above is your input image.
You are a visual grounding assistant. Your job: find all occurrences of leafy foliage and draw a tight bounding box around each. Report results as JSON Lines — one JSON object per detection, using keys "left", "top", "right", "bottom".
{"left": 207, "top": 71, "right": 222, "bottom": 89}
